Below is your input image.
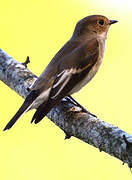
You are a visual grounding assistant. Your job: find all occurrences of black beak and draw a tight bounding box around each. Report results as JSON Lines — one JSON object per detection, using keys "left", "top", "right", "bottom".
{"left": 109, "top": 20, "right": 118, "bottom": 25}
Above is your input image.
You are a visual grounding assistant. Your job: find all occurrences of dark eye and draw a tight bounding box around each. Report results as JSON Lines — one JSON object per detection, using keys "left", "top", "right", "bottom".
{"left": 98, "top": 19, "right": 104, "bottom": 26}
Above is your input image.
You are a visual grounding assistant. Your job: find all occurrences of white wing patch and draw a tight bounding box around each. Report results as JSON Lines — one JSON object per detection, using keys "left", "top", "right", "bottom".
{"left": 51, "top": 69, "right": 75, "bottom": 99}
{"left": 53, "top": 70, "right": 67, "bottom": 88}
{"left": 26, "top": 88, "right": 51, "bottom": 111}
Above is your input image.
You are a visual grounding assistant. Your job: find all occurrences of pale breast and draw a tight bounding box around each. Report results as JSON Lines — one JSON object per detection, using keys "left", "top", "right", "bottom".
{"left": 69, "top": 38, "right": 106, "bottom": 95}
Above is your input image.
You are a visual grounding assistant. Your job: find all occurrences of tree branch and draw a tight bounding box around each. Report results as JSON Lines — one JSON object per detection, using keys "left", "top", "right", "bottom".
{"left": 0, "top": 49, "right": 132, "bottom": 168}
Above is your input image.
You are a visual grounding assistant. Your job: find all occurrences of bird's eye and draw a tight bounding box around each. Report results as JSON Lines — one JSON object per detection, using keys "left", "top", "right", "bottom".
{"left": 98, "top": 19, "right": 104, "bottom": 26}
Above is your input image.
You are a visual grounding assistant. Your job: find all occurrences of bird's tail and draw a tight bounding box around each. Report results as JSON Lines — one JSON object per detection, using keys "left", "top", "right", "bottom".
{"left": 3, "top": 100, "right": 31, "bottom": 131}
{"left": 3, "top": 89, "right": 40, "bottom": 131}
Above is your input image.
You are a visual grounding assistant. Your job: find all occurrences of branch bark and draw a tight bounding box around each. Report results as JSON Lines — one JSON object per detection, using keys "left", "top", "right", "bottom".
{"left": 0, "top": 49, "right": 132, "bottom": 168}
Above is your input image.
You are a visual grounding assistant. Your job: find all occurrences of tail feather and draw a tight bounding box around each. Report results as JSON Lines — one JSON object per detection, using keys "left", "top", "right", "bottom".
{"left": 31, "top": 95, "right": 63, "bottom": 124}
{"left": 3, "top": 101, "right": 30, "bottom": 131}
{"left": 31, "top": 95, "right": 61, "bottom": 124}
{"left": 3, "top": 90, "right": 40, "bottom": 131}
{"left": 31, "top": 101, "right": 47, "bottom": 124}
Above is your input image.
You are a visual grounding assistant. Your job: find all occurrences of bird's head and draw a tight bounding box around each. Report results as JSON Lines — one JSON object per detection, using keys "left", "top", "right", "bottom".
{"left": 73, "top": 15, "right": 118, "bottom": 39}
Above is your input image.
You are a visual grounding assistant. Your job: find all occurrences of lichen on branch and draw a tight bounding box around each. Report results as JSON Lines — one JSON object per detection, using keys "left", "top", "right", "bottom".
{"left": 0, "top": 49, "right": 132, "bottom": 168}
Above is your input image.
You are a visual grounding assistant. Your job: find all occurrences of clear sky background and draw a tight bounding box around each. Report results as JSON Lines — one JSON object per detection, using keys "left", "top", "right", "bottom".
{"left": 0, "top": 0, "right": 132, "bottom": 179}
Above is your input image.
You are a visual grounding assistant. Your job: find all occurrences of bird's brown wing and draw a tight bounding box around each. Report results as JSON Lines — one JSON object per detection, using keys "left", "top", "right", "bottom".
{"left": 31, "top": 39, "right": 81, "bottom": 91}
{"left": 31, "top": 38, "right": 99, "bottom": 124}
{"left": 3, "top": 39, "right": 87, "bottom": 130}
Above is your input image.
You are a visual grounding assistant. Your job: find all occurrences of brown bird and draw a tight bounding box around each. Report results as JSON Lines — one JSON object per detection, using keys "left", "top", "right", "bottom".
{"left": 3, "top": 15, "right": 117, "bottom": 131}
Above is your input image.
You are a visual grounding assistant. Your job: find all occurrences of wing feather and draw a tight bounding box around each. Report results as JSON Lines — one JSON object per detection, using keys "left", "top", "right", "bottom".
{"left": 31, "top": 38, "right": 99, "bottom": 124}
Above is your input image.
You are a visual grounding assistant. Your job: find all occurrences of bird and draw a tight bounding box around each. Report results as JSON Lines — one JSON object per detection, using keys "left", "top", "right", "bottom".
{"left": 3, "top": 15, "right": 117, "bottom": 131}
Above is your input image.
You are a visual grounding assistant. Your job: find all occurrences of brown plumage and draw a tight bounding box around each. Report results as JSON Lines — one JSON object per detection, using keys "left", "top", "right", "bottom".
{"left": 3, "top": 15, "right": 117, "bottom": 130}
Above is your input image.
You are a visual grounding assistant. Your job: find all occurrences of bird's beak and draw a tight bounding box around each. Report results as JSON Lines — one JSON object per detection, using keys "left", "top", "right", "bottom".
{"left": 109, "top": 20, "right": 118, "bottom": 25}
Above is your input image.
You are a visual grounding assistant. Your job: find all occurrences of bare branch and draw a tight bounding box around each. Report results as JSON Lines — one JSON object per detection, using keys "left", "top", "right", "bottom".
{"left": 0, "top": 49, "right": 132, "bottom": 168}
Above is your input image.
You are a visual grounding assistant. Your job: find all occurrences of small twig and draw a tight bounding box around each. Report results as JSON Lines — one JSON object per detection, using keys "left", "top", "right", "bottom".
{"left": 1, "top": 48, "right": 132, "bottom": 168}
{"left": 64, "top": 131, "right": 72, "bottom": 140}
{"left": 22, "top": 56, "right": 30, "bottom": 67}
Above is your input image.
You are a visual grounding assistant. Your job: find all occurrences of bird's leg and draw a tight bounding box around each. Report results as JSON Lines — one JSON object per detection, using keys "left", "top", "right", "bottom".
{"left": 67, "top": 95, "right": 97, "bottom": 118}
{"left": 68, "top": 95, "right": 87, "bottom": 113}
